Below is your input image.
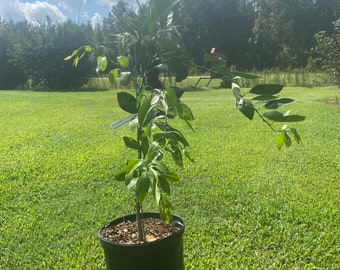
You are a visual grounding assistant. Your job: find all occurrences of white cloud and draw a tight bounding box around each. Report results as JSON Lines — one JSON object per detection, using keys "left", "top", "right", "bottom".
{"left": 0, "top": 0, "right": 66, "bottom": 25}
{"left": 21, "top": 1, "right": 66, "bottom": 25}
{"left": 91, "top": 12, "right": 102, "bottom": 28}
{"left": 57, "top": 0, "right": 86, "bottom": 14}
{"left": 96, "top": 0, "right": 147, "bottom": 7}
{"left": 0, "top": 1, "right": 25, "bottom": 22}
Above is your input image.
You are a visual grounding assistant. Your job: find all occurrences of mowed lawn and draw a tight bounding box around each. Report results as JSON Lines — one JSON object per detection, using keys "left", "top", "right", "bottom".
{"left": 0, "top": 86, "right": 339, "bottom": 269}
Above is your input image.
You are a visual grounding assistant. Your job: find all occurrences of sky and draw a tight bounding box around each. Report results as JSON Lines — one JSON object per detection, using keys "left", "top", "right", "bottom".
{"left": 0, "top": 0, "right": 147, "bottom": 27}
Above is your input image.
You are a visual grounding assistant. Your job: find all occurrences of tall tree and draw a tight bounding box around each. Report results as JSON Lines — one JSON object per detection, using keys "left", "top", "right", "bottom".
{"left": 179, "top": 0, "right": 254, "bottom": 68}
{"left": 251, "top": 0, "right": 340, "bottom": 69}
{"left": 0, "top": 21, "right": 27, "bottom": 89}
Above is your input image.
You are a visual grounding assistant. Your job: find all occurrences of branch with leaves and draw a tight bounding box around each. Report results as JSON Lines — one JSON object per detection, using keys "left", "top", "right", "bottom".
{"left": 232, "top": 83, "right": 305, "bottom": 149}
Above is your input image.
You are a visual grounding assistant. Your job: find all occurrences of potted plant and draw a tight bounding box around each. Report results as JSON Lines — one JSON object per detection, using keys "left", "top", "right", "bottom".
{"left": 65, "top": 1, "right": 305, "bottom": 269}
{"left": 98, "top": 71, "right": 194, "bottom": 270}
{"left": 67, "top": 1, "right": 194, "bottom": 269}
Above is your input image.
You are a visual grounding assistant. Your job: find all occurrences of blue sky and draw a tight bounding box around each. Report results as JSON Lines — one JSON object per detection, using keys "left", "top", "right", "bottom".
{"left": 0, "top": 0, "right": 147, "bottom": 27}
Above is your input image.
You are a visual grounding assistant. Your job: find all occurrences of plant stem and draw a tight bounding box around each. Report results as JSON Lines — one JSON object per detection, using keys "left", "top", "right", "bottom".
{"left": 254, "top": 108, "right": 276, "bottom": 132}
{"left": 135, "top": 127, "right": 144, "bottom": 242}
{"left": 135, "top": 200, "right": 145, "bottom": 242}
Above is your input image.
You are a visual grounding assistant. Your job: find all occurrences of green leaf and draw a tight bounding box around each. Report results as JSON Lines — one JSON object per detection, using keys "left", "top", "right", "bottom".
{"left": 151, "top": 160, "right": 169, "bottom": 174}
{"left": 117, "top": 92, "right": 138, "bottom": 114}
{"left": 276, "top": 133, "right": 285, "bottom": 150}
{"left": 114, "top": 159, "right": 141, "bottom": 181}
{"left": 114, "top": 170, "right": 127, "bottom": 182}
{"left": 136, "top": 174, "right": 150, "bottom": 204}
{"left": 140, "top": 136, "right": 149, "bottom": 157}
{"left": 154, "top": 179, "right": 161, "bottom": 204}
{"left": 277, "top": 130, "right": 296, "bottom": 150}
{"left": 264, "top": 98, "right": 295, "bottom": 109}
{"left": 236, "top": 97, "right": 254, "bottom": 120}
{"left": 158, "top": 195, "right": 173, "bottom": 224}
{"left": 85, "top": 45, "right": 92, "bottom": 52}
{"left": 119, "top": 72, "right": 131, "bottom": 86}
{"left": 161, "top": 173, "right": 179, "bottom": 183}
{"left": 125, "top": 160, "right": 145, "bottom": 186}
{"left": 166, "top": 87, "right": 180, "bottom": 111}
{"left": 282, "top": 115, "right": 306, "bottom": 122}
{"left": 117, "top": 56, "right": 129, "bottom": 68}
{"left": 154, "top": 123, "right": 189, "bottom": 147}
{"left": 250, "top": 84, "right": 284, "bottom": 95}
{"left": 126, "top": 178, "right": 137, "bottom": 193}
{"left": 263, "top": 111, "right": 284, "bottom": 122}
{"left": 263, "top": 111, "right": 306, "bottom": 122}
{"left": 184, "top": 149, "right": 195, "bottom": 162}
{"left": 232, "top": 84, "right": 241, "bottom": 99}
{"left": 171, "top": 146, "right": 183, "bottom": 167}
{"left": 151, "top": 92, "right": 161, "bottom": 106}
{"left": 291, "top": 128, "right": 302, "bottom": 144}
{"left": 73, "top": 57, "right": 79, "bottom": 67}
{"left": 168, "top": 130, "right": 189, "bottom": 147}
{"left": 108, "top": 69, "right": 119, "bottom": 85}
{"left": 123, "top": 136, "right": 140, "bottom": 150}
{"left": 173, "top": 86, "right": 184, "bottom": 98}
{"left": 158, "top": 176, "right": 171, "bottom": 195}
{"left": 252, "top": 95, "right": 278, "bottom": 101}
{"left": 179, "top": 103, "right": 194, "bottom": 121}
{"left": 138, "top": 98, "right": 155, "bottom": 127}
{"left": 284, "top": 132, "right": 292, "bottom": 147}
{"left": 146, "top": 142, "right": 160, "bottom": 162}
{"left": 96, "top": 56, "right": 107, "bottom": 72}
{"left": 64, "top": 49, "right": 78, "bottom": 61}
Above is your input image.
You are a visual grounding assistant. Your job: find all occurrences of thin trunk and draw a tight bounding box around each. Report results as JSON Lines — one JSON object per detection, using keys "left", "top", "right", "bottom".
{"left": 136, "top": 127, "right": 144, "bottom": 242}
{"left": 135, "top": 200, "right": 144, "bottom": 242}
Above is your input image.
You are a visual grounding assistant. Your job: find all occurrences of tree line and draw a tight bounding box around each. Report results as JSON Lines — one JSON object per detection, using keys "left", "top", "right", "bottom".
{"left": 0, "top": 0, "right": 339, "bottom": 90}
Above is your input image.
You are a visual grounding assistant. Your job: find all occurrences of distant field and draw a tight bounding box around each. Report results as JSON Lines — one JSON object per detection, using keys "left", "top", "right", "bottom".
{"left": 0, "top": 86, "right": 339, "bottom": 269}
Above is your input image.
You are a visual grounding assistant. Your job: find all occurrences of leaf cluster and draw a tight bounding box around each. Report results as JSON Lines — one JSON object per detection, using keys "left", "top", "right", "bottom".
{"left": 232, "top": 83, "right": 305, "bottom": 149}
{"left": 113, "top": 86, "right": 194, "bottom": 223}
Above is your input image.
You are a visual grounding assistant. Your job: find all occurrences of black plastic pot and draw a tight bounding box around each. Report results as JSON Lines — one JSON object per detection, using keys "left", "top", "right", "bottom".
{"left": 98, "top": 212, "right": 185, "bottom": 270}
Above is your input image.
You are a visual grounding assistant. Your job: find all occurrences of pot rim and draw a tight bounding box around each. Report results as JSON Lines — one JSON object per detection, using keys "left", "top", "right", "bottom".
{"left": 98, "top": 212, "right": 185, "bottom": 248}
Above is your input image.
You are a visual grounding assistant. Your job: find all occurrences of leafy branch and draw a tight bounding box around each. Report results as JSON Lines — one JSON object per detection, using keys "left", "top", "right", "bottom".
{"left": 232, "top": 83, "right": 305, "bottom": 150}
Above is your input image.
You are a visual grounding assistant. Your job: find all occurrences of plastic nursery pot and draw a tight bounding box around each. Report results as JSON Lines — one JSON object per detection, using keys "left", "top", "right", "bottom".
{"left": 98, "top": 212, "right": 185, "bottom": 270}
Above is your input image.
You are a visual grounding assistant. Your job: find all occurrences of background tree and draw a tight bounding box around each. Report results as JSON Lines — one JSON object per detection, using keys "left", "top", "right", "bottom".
{"left": 309, "top": 19, "right": 340, "bottom": 86}
{"left": 179, "top": 0, "right": 254, "bottom": 68}
{"left": 251, "top": 0, "right": 340, "bottom": 69}
{"left": 9, "top": 20, "right": 95, "bottom": 90}
{"left": 1, "top": 20, "right": 95, "bottom": 90}
{"left": 0, "top": 21, "right": 27, "bottom": 89}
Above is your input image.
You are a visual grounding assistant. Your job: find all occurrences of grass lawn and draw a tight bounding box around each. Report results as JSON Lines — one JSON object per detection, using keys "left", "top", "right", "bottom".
{"left": 0, "top": 86, "right": 339, "bottom": 269}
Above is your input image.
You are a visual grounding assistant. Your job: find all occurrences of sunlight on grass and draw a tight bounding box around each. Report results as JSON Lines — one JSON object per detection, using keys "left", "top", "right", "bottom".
{"left": 0, "top": 87, "right": 339, "bottom": 269}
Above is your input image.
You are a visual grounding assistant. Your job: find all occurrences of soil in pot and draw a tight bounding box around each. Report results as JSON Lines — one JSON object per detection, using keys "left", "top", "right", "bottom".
{"left": 100, "top": 217, "right": 179, "bottom": 244}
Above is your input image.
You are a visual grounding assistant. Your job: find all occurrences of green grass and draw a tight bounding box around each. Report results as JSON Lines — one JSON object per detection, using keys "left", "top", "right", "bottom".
{"left": 0, "top": 87, "right": 339, "bottom": 269}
